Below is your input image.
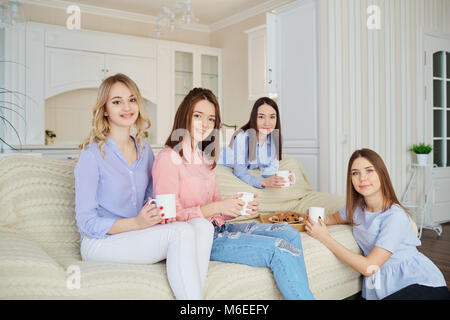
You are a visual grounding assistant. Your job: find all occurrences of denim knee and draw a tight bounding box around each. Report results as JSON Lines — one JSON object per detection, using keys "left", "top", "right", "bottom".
{"left": 273, "top": 238, "right": 302, "bottom": 257}
{"left": 280, "top": 224, "right": 301, "bottom": 241}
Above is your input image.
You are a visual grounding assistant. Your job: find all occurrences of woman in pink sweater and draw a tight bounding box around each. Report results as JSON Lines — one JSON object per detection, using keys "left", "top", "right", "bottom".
{"left": 152, "top": 88, "right": 314, "bottom": 299}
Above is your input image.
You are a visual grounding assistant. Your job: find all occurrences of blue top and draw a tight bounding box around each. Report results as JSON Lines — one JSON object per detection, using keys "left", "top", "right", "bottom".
{"left": 74, "top": 136, "right": 154, "bottom": 240}
{"left": 339, "top": 204, "right": 446, "bottom": 299}
{"left": 218, "top": 130, "right": 279, "bottom": 188}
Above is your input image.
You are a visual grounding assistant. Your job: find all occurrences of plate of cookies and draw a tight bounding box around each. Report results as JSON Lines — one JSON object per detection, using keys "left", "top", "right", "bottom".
{"left": 260, "top": 211, "right": 306, "bottom": 232}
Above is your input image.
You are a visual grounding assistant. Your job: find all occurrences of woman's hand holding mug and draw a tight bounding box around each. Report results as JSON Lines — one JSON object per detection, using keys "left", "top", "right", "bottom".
{"left": 237, "top": 193, "right": 259, "bottom": 217}
{"left": 135, "top": 197, "right": 163, "bottom": 229}
{"left": 218, "top": 194, "right": 246, "bottom": 217}
{"left": 261, "top": 174, "right": 287, "bottom": 188}
{"left": 218, "top": 193, "right": 259, "bottom": 218}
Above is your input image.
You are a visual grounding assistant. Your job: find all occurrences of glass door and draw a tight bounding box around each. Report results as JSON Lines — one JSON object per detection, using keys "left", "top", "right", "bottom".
{"left": 201, "top": 54, "right": 219, "bottom": 98}
{"left": 432, "top": 51, "right": 449, "bottom": 167}
{"left": 174, "top": 51, "right": 193, "bottom": 109}
{"left": 424, "top": 32, "right": 450, "bottom": 226}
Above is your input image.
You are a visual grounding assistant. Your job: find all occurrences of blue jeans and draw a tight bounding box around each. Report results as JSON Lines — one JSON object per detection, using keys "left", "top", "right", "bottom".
{"left": 211, "top": 221, "right": 314, "bottom": 300}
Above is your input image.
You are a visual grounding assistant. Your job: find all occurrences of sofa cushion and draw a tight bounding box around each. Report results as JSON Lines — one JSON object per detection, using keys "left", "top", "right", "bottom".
{"left": 0, "top": 230, "right": 78, "bottom": 299}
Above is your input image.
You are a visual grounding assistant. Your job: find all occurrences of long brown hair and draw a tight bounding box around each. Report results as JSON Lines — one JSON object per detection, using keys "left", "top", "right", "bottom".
{"left": 228, "top": 97, "right": 282, "bottom": 162}
{"left": 345, "top": 148, "right": 408, "bottom": 225}
{"left": 79, "top": 73, "right": 150, "bottom": 156}
{"left": 164, "top": 88, "right": 221, "bottom": 169}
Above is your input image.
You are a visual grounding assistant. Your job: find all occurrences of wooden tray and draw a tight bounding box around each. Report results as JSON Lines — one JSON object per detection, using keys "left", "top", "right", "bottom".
{"left": 260, "top": 211, "right": 306, "bottom": 232}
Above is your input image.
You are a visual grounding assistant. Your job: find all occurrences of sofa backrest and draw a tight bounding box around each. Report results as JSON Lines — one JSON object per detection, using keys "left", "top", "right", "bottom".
{"left": 0, "top": 155, "right": 80, "bottom": 256}
{"left": 0, "top": 154, "right": 314, "bottom": 243}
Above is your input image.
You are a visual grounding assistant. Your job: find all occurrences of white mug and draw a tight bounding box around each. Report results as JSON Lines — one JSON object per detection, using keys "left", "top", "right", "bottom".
{"left": 309, "top": 207, "right": 325, "bottom": 225}
{"left": 237, "top": 192, "right": 254, "bottom": 216}
{"left": 277, "top": 170, "right": 296, "bottom": 188}
{"left": 151, "top": 194, "right": 176, "bottom": 219}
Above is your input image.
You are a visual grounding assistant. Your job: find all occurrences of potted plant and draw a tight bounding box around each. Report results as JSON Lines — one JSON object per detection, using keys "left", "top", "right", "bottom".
{"left": 45, "top": 130, "right": 56, "bottom": 145}
{"left": 408, "top": 143, "right": 433, "bottom": 166}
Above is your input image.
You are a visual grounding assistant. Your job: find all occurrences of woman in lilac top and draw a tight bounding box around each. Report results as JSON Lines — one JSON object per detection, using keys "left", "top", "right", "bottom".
{"left": 305, "top": 148, "right": 449, "bottom": 300}
{"left": 152, "top": 88, "right": 314, "bottom": 300}
{"left": 74, "top": 74, "right": 213, "bottom": 300}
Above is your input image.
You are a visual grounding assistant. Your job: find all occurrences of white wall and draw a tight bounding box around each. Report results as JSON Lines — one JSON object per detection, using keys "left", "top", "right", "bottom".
{"left": 318, "top": 0, "right": 450, "bottom": 196}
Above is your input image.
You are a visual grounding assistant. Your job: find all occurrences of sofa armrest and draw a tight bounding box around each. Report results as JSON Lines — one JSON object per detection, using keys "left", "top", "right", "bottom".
{"left": 0, "top": 231, "right": 70, "bottom": 298}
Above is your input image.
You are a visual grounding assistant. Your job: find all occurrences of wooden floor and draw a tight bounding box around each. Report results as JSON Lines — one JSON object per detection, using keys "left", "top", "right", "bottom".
{"left": 417, "top": 222, "right": 450, "bottom": 288}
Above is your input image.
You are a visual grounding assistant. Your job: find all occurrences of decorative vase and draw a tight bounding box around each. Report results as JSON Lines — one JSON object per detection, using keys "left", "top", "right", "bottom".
{"left": 416, "top": 154, "right": 428, "bottom": 166}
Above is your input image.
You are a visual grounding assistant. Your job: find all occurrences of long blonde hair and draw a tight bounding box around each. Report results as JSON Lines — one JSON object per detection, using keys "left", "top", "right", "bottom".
{"left": 79, "top": 73, "right": 151, "bottom": 156}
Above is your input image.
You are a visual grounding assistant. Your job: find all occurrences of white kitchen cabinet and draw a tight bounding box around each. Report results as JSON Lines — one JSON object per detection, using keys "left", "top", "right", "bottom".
{"left": 1, "top": 22, "right": 221, "bottom": 152}
{"left": 245, "top": 25, "right": 270, "bottom": 101}
{"left": 201, "top": 54, "right": 219, "bottom": 101}
{"left": 46, "top": 48, "right": 157, "bottom": 103}
{"left": 172, "top": 44, "right": 222, "bottom": 116}
{"left": 45, "top": 48, "right": 104, "bottom": 99}
{"left": 174, "top": 50, "right": 194, "bottom": 111}
{"left": 265, "top": 12, "right": 278, "bottom": 95}
{"left": 105, "top": 54, "right": 157, "bottom": 103}
{"left": 156, "top": 43, "right": 221, "bottom": 145}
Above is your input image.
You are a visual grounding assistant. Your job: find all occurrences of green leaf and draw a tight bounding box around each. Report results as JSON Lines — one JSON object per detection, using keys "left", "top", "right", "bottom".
{"left": 0, "top": 114, "right": 23, "bottom": 147}
{"left": 0, "top": 105, "right": 26, "bottom": 122}
{"left": 408, "top": 143, "right": 433, "bottom": 154}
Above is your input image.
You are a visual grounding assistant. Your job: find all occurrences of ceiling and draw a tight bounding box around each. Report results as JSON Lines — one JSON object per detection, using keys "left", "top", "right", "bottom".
{"left": 65, "top": 0, "right": 271, "bottom": 26}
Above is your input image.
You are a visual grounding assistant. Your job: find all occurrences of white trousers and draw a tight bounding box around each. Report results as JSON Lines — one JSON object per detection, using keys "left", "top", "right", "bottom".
{"left": 80, "top": 218, "right": 214, "bottom": 300}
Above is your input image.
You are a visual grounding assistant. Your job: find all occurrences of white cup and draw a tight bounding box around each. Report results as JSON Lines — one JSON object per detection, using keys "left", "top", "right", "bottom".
{"left": 309, "top": 207, "right": 325, "bottom": 224}
{"left": 151, "top": 194, "right": 176, "bottom": 219}
{"left": 277, "top": 170, "right": 296, "bottom": 188}
{"left": 237, "top": 192, "right": 254, "bottom": 216}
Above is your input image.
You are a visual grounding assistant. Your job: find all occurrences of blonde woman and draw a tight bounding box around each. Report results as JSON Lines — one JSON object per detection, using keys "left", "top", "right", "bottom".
{"left": 74, "top": 73, "right": 213, "bottom": 300}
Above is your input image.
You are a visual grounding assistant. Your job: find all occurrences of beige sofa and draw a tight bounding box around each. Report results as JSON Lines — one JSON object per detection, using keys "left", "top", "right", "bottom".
{"left": 0, "top": 154, "right": 364, "bottom": 299}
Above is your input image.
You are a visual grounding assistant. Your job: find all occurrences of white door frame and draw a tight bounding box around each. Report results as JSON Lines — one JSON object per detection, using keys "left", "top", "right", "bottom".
{"left": 422, "top": 28, "right": 450, "bottom": 229}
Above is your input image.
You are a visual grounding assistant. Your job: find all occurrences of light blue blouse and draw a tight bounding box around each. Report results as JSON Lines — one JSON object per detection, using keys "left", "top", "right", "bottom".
{"left": 218, "top": 130, "right": 279, "bottom": 188}
{"left": 74, "top": 136, "right": 154, "bottom": 240}
{"left": 339, "top": 204, "right": 446, "bottom": 300}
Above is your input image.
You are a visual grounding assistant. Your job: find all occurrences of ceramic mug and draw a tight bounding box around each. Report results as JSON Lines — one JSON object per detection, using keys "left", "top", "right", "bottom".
{"left": 309, "top": 206, "right": 325, "bottom": 225}
{"left": 277, "top": 170, "right": 296, "bottom": 188}
{"left": 151, "top": 194, "right": 176, "bottom": 219}
{"left": 236, "top": 192, "right": 254, "bottom": 216}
